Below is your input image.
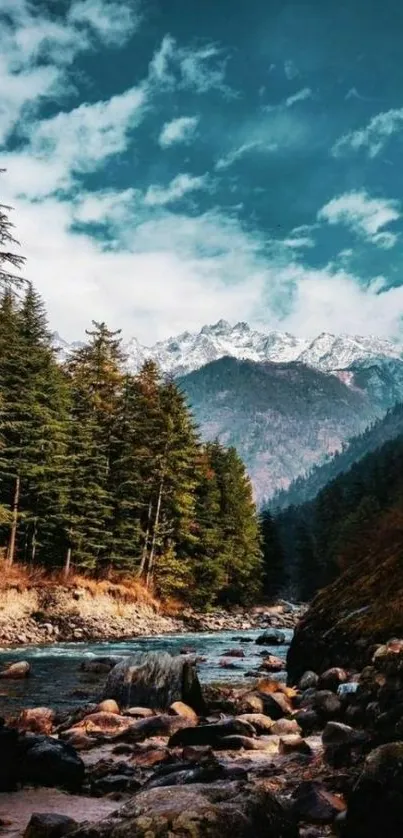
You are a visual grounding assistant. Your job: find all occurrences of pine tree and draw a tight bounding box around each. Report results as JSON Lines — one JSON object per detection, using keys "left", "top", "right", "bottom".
{"left": 0, "top": 173, "right": 25, "bottom": 289}
{"left": 62, "top": 322, "right": 125, "bottom": 573}
{"left": 190, "top": 447, "right": 226, "bottom": 608}
{"left": 261, "top": 510, "right": 287, "bottom": 600}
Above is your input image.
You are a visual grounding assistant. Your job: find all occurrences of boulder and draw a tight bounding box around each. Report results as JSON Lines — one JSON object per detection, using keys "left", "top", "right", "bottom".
{"left": 298, "top": 671, "right": 319, "bottom": 691}
{"left": 318, "top": 668, "right": 348, "bottom": 692}
{"left": 259, "top": 655, "right": 285, "bottom": 673}
{"left": 102, "top": 652, "right": 205, "bottom": 713}
{"left": 66, "top": 711, "right": 133, "bottom": 737}
{"left": 70, "top": 780, "right": 298, "bottom": 838}
{"left": 314, "top": 690, "right": 341, "bottom": 720}
{"left": 80, "top": 657, "right": 122, "bottom": 674}
{"left": 0, "top": 660, "right": 30, "bottom": 679}
{"left": 292, "top": 781, "right": 346, "bottom": 824}
{"left": 122, "top": 707, "right": 155, "bottom": 718}
{"left": 217, "top": 735, "right": 280, "bottom": 752}
{"left": 21, "top": 736, "right": 85, "bottom": 791}
{"left": 256, "top": 630, "right": 286, "bottom": 646}
{"left": 169, "top": 702, "right": 199, "bottom": 723}
{"left": 293, "top": 709, "right": 319, "bottom": 735}
{"left": 0, "top": 723, "right": 19, "bottom": 790}
{"left": 279, "top": 735, "right": 312, "bottom": 756}
{"left": 236, "top": 713, "right": 274, "bottom": 734}
{"left": 24, "top": 814, "right": 78, "bottom": 838}
{"left": 96, "top": 699, "right": 120, "bottom": 715}
{"left": 122, "top": 713, "right": 194, "bottom": 742}
{"left": 272, "top": 718, "right": 301, "bottom": 736}
{"left": 16, "top": 708, "right": 55, "bottom": 735}
{"left": 169, "top": 719, "right": 256, "bottom": 748}
{"left": 343, "top": 743, "right": 403, "bottom": 837}
{"left": 260, "top": 691, "right": 293, "bottom": 720}
{"left": 223, "top": 649, "right": 245, "bottom": 658}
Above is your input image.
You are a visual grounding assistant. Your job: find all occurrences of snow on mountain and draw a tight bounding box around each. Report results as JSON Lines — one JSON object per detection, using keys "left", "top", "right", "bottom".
{"left": 54, "top": 321, "right": 403, "bottom": 376}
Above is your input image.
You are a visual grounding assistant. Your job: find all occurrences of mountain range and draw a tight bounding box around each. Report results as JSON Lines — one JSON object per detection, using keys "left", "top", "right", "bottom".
{"left": 55, "top": 321, "right": 403, "bottom": 503}
{"left": 54, "top": 320, "right": 403, "bottom": 378}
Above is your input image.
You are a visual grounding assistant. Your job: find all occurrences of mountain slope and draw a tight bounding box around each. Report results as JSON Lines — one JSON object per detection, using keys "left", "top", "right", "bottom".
{"left": 271, "top": 402, "right": 403, "bottom": 511}
{"left": 179, "top": 357, "right": 375, "bottom": 504}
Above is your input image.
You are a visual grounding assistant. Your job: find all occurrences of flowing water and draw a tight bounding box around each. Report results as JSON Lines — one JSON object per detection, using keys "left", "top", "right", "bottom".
{"left": 0, "top": 628, "right": 292, "bottom": 715}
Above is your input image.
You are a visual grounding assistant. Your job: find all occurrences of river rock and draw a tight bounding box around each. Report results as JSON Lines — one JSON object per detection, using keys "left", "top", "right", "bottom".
{"left": 292, "top": 781, "right": 346, "bottom": 824}
{"left": 318, "top": 667, "right": 348, "bottom": 692}
{"left": 256, "top": 630, "right": 286, "bottom": 646}
{"left": 272, "top": 718, "right": 301, "bottom": 736}
{"left": 298, "top": 671, "right": 319, "bottom": 691}
{"left": 169, "top": 718, "right": 255, "bottom": 748}
{"left": 260, "top": 691, "right": 293, "bottom": 720}
{"left": 217, "top": 735, "right": 279, "bottom": 752}
{"left": 0, "top": 660, "right": 30, "bottom": 679}
{"left": 314, "top": 690, "right": 342, "bottom": 720}
{"left": 236, "top": 713, "right": 274, "bottom": 733}
{"left": 96, "top": 699, "right": 120, "bottom": 715}
{"left": 24, "top": 813, "right": 78, "bottom": 838}
{"left": 70, "top": 780, "right": 298, "bottom": 838}
{"left": 259, "top": 655, "right": 285, "bottom": 673}
{"left": 343, "top": 742, "right": 403, "bottom": 837}
{"left": 21, "top": 736, "right": 85, "bottom": 791}
{"left": 293, "top": 709, "right": 319, "bottom": 735}
{"left": 102, "top": 651, "right": 205, "bottom": 713}
{"left": 169, "top": 701, "right": 199, "bottom": 723}
{"left": 223, "top": 649, "right": 245, "bottom": 658}
{"left": 16, "top": 708, "right": 55, "bottom": 735}
{"left": 80, "top": 657, "right": 122, "bottom": 674}
{"left": 279, "top": 735, "right": 312, "bottom": 756}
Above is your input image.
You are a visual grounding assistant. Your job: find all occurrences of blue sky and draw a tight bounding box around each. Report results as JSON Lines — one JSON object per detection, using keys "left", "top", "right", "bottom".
{"left": 2, "top": 0, "right": 403, "bottom": 343}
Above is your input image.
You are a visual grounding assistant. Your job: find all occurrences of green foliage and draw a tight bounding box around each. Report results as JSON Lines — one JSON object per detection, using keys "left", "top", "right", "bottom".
{"left": 0, "top": 288, "right": 263, "bottom": 607}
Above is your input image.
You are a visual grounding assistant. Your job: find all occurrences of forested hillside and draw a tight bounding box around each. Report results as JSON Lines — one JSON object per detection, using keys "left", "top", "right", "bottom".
{"left": 180, "top": 356, "right": 375, "bottom": 503}
{"left": 271, "top": 402, "right": 403, "bottom": 511}
{"left": 0, "top": 199, "right": 264, "bottom": 609}
{"left": 270, "top": 430, "right": 403, "bottom": 600}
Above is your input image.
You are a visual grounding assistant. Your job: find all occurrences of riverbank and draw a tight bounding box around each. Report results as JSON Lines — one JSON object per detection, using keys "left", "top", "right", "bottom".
{"left": 3, "top": 635, "right": 403, "bottom": 837}
{"left": 0, "top": 573, "right": 304, "bottom": 648}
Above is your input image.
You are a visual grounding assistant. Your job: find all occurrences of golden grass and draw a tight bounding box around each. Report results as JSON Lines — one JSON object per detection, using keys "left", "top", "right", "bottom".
{"left": 0, "top": 559, "right": 159, "bottom": 608}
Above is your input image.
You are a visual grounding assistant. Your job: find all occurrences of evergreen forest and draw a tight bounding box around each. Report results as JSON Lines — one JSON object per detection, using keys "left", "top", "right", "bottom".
{"left": 0, "top": 193, "right": 264, "bottom": 608}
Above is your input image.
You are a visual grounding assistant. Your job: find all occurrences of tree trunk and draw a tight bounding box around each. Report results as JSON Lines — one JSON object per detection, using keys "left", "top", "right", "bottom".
{"left": 146, "top": 476, "right": 164, "bottom": 588}
{"left": 7, "top": 474, "right": 20, "bottom": 566}
{"left": 30, "top": 517, "right": 38, "bottom": 566}
{"left": 64, "top": 546, "right": 72, "bottom": 579}
{"left": 138, "top": 497, "right": 153, "bottom": 578}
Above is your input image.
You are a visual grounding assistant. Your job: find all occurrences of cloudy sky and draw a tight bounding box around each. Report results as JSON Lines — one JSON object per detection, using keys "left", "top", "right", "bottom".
{"left": 2, "top": 0, "right": 403, "bottom": 344}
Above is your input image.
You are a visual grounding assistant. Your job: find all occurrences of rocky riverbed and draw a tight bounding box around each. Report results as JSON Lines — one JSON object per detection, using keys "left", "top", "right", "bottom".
{"left": 2, "top": 634, "right": 403, "bottom": 837}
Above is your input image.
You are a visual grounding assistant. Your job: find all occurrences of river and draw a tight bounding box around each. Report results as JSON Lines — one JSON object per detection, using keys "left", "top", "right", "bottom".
{"left": 0, "top": 628, "right": 292, "bottom": 715}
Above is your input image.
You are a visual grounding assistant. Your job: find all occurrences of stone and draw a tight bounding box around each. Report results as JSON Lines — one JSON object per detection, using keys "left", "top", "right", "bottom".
{"left": 122, "top": 707, "right": 155, "bottom": 718}
{"left": 318, "top": 668, "right": 348, "bottom": 692}
{"left": 342, "top": 742, "right": 403, "bottom": 837}
{"left": 293, "top": 710, "right": 319, "bottom": 735}
{"left": 272, "top": 718, "right": 301, "bottom": 736}
{"left": 260, "top": 691, "right": 293, "bottom": 720}
{"left": 256, "top": 629, "right": 286, "bottom": 646}
{"left": 236, "top": 713, "right": 274, "bottom": 734}
{"left": 217, "top": 735, "right": 279, "bottom": 752}
{"left": 238, "top": 692, "right": 265, "bottom": 714}
{"left": 222, "top": 649, "right": 245, "bottom": 658}
{"left": 298, "top": 671, "right": 319, "bottom": 691}
{"left": 24, "top": 814, "right": 78, "bottom": 838}
{"left": 96, "top": 699, "right": 120, "bottom": 715}
{"left": 67, "top": 711, "right": 133, "bottom": 736}
{"left": 16, "top": 707, "right": 55, "bottom": 735}
{"left": 292, "top": 781, "right": 346, "bottom": 824}
{"left": 0, "top": 723, "right": 19, "bottom": 790}
{"left": 313, "top": 690, "right": 341, "bottom": 720}
{"left": 0, "top": 660, "right": 30, "bottom": 679}
{"left": 80, "top": 657, "right": 121, "bottom": 674}
{"left": 279, "top": 735, "right": 312, "bottom": 756}
{"left": 21, "top": 736, "right": 85, "bottom": 791}
{"left": 259, "top": 655, "right": 285, "bottom": 673}
{"left": 169, "top": 718, "right": 256, "bottom": 748}
{"left": 102, "top": 651, "right": 205, "bottom": 713}
{"left": 70, "top": 780, "right": 298, "bottom": 838}
{"left": 169, "top": 701, "right": 199, "bottom": 723}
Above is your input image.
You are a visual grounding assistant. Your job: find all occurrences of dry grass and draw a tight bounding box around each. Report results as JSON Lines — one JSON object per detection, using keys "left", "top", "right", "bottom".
{"left": 0, "top": 559, "right": 160, "bottom": 608}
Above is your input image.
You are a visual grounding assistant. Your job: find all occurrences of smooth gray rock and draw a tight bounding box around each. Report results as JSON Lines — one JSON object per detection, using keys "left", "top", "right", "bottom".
{"left": 102, "top": 652, "right": 205, "bottom": 713}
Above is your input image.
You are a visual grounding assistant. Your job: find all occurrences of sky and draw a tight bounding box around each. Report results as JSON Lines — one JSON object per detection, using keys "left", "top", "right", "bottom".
{"left": 2, "top": 0, "right": 403, "bottom": 344}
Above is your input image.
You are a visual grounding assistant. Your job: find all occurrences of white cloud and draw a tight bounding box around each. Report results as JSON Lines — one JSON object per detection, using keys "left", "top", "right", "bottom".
{"left": 215, "top": 140, "right": 278, "bottom": 171}
{"left": 285, "top": 87, "right": 312, "bottom": 108}
{"left": 332, "top": 108, "right": 403, "bottom": 158}
{"left": 282, "top": 236, "right": 315, "bottom": 249}
{"left": 318, "top": 191, "right": 400, "bottom": 246}
{"left": 149, "top": 35, "right": 233, "bottom": 96}
{"left": 0, "top": 0, "right": 141, "bottom": 146}
{"left": 144, "top": 174, "right": 209, "bottom": 206}
{"left": 73, "top": 189, "right": 137, "bottom": 224}
{"left": 159, "top": 116, "right": 199, "bottom": 148}
{"left": 284, "top": 60, "right": 299, "bottom": 81}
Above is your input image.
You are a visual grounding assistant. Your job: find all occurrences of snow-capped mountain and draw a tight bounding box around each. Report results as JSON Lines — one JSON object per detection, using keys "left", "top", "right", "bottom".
{"left": 54, "top": 321, "right": 403, "bottom": 376}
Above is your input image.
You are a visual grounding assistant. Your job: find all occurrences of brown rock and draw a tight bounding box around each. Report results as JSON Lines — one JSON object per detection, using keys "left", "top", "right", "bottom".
{"left": 292, "top": 781, "right": 346, "bottom": 824}
{"left": 259, "top": 655, "right": 285, "bottom": 673}
{"left": 16, "top": 707, "right": 55, "bottom": 735}
{"left": 236, "top": 713, "right": 274, "bottom": 733}
{"left": 318, "top": 668, "right": 347, "bottom": 692}
{"left": 96, "top": 700, "right": 120, "bottom": 715}
{"left": 122, "top": 707, "right": 155, "bottom": 718}
{"left": 68, "top": 711, "right": 132, "bottom": 736}
{"left": 272, "top": 718, "right": 301, "bottom": 736}
{"left": 169, "top": 701, "right": 198, "bottom": 723}
{"left": 259, "top": 691, "right": 293, "bottom": 720}
{"left": 238, "top": 692, "right": 265, "bottom": 714}
{"left": 0, "top": 660, "right": 30, "bottom": 679}
{"left": 279, "top": 735, "right": 312, "bottom": 756}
